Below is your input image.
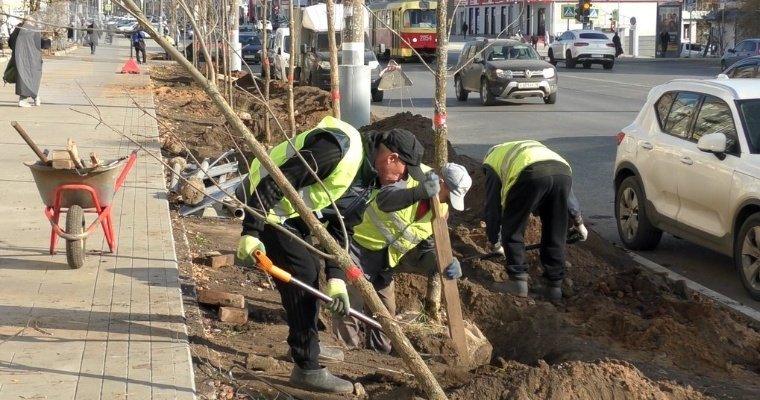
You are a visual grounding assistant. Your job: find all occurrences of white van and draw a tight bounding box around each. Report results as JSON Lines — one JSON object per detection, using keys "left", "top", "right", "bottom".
{"left": 267, "top": 27, "right": 290, "bottom": 81}
{"left": 679, "top": 42, "right": 703, "bottom": 58}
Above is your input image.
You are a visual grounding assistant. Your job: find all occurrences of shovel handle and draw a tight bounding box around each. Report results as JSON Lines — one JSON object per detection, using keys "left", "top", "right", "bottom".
{"left": 253, "top": 250, "right": 292, "bottom": 283}
{"left": 11, "top": 121, "right": 48, "bottom": 164}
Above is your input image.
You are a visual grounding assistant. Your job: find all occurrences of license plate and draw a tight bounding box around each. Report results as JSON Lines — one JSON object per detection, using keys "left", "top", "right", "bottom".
{"left": 518, "top": 82, "right": 540, "bottom": 89}
{"left": 592, "top": 54, "right": 603, "bottom": 58}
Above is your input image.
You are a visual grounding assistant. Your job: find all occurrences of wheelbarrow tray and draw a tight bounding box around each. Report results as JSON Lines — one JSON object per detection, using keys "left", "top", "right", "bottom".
{"left": 25, "top": 159, "right": 125, "bottom": 208}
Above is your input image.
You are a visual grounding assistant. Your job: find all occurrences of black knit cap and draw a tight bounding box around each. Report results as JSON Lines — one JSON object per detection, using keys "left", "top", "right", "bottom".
{"left": 379, "top": 128, "right": 425, "bottom": 181}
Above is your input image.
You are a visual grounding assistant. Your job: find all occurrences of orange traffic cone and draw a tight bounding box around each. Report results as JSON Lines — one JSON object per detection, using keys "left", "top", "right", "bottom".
{"left": 121, "top": 57, "right": 141, "bottom": 74}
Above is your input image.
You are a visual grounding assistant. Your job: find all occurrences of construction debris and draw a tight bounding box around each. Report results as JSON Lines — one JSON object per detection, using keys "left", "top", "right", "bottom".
{"left": 197, "top": 289, "right": 246, "bottom": 309}
{"left": 197, "top": 251, "right": 235, "bottom": 269}
{"left": 218, "top": 306, "right": 248, "bottom": 324}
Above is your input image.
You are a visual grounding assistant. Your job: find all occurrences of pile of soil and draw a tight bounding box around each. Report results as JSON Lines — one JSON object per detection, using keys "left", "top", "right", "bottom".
{"left": 151, "top": 66, "right": 760, "bottom": 400}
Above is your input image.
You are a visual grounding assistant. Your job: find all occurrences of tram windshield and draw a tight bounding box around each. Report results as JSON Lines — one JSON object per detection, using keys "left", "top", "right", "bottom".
{"left": 404, "top": 10, "right": 436, "bottom": 28}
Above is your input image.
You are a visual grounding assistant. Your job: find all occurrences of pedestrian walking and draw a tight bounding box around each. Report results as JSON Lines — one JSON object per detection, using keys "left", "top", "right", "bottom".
{"left": 86, "top": 22, "right": 98, "bottom": 55}
{"left": 461, "top": 21, "right": 468, "bottom": 39}
{"left": 613, "top": 31, "right": 623, "bottom": 57}
{"left": 131, "top": 26, "right": 146, "bottom": 64}
{"left": 236, "top": 117, "right": 428, "bottom": 393}
{"left": 531, "top": 34, "right": 538, "bottom": 49}
{"left": 482, "top": 140, "right": 588, "bottom": 303}
{"left": 332, "top": 163, "right": 472, "bottom": 354}
{"left": 659, "top": 30, "right": 669, "bottom": 57}
{"left": 8, "top": 18, "right": 42, "bottom": 107}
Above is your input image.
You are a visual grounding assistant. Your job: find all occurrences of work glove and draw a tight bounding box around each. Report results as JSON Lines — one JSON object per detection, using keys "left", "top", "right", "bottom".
{"left": 325, "top": 279, "right": 350, "bottom": 317}
{"left": 236, "top": 235, "right": 266, "bottom": 266}
{"left": 413, "top": 171, "right": 440, "bottom": 199}
{"left": 444, "top": 258, "right": 462, "bottom": 280}
{"left": 570, "top": 215, "right": 589, "bottom": 242}
{"left": 490, "top": 242, "right": 505, "bottom": 256}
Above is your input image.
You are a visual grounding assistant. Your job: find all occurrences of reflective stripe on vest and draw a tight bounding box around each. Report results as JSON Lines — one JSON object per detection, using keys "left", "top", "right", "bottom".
{"left": 247, "top": 116, "right": 364, "bottom": 224}
{"left": 484, "top": 140, "right": 570, "bottom": 208}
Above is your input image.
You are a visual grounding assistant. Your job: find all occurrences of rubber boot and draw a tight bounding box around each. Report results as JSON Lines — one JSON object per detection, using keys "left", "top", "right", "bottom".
{"left": 492, "top": 274, "right": 529, "bottom": 297}
{"left": 289, "top": 365, "right": 354, "bottom": 393}
{"left": 544, "top": 279, "right": 563, "bottom": 304}
{"left": 288, "top": 344, "right": 344, "bottom": 363}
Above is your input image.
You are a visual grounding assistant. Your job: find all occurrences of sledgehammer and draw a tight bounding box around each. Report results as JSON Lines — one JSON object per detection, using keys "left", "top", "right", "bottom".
{"left": 252, "top": 250, "right": 384, "bottom": 331}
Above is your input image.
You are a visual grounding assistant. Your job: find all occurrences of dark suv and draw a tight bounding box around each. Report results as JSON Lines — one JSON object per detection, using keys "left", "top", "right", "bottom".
{"left": 454, "top": 39, "right": 558, "bottom": 106}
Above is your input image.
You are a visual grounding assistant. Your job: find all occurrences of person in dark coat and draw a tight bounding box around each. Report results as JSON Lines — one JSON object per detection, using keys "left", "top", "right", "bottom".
{"left": 659, "top": 30, "right": 669, "bottom": 57}
{"left": 9, "top": 18, "right": 42, "bottom": 107}
{"left": 613, "top": 31, "right": 623, "bottom": 57}
{"left": 86, "top": 22, "right": 99, "bottom": 54}
{"left": 461, "top": 21, "right": 468, "bottom": 39}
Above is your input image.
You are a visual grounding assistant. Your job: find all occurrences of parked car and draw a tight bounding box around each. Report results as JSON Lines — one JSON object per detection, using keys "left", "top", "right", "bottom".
{"left": 614, "top": 78, "right": 760, "bottom": 299}
{"left": 679, "top": 42, "right": 703, "bottom": 58}
{"left": 454, "top": 39, "right": 558, "bottom": 106}
{"left": 549, "top": 29, "right": 616, "bottom": 70}
{"left": 242, "top": 35, "right": 262, "bottom": 64}
{"left": 721, "top": 39, "right": 760, "bottom": 70}
{"left": 720, "top": 56, "right": 760, "bottom": 78}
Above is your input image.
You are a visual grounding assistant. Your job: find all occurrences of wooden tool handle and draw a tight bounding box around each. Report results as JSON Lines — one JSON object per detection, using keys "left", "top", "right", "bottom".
{"left": 66, "top": 138, "right": 85, "bottom": 169}
{"left": 11, "top": 121, "right": 48, "bottom": 164}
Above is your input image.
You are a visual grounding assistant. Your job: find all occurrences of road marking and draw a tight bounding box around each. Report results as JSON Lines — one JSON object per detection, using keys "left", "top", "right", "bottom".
{"left": 630, "top": 252, "right": 760, "bottom": 323}
{"left": 562, "top": 74, "right": 653, "bottom": 88}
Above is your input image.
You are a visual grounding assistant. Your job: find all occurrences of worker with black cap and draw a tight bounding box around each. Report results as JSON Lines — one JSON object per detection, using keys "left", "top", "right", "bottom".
{"left": 235, "top": 117, "right": 435, "bottom": 393}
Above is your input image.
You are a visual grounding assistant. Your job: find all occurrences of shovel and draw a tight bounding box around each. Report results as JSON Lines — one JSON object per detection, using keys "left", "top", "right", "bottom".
{"left": 252, "top": 250, "right": 383, "bottom": 331}
{"left": 462, "top": 233, "right": 582, "bottom": 262}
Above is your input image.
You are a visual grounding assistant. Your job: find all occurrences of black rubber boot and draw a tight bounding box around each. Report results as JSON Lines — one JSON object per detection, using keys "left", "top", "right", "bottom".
{"left": 544, "top": 279, "right": 563, "bottom": 304}
{"left": 492, "top": 274, "right": 529, "bottom": 297}
{"left": 288, "top": 344, "right": 344, "bottom": 364}
{"left": 289, "top": 366, "right": 354, "bottom": 393}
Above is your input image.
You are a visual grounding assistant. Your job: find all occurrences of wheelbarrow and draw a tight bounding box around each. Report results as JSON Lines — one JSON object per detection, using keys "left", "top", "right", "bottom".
{"left": 25, "top": 151, "right": 138, "bottom": 269}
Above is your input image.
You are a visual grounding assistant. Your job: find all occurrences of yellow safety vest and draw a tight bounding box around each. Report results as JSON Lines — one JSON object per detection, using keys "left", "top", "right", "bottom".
{"left": 248, "top": 116, "right": 364, "bottom": 224}
{"left": 353, "top": 165, "right": 447, "bottom": 268}
{"left": 483, "top": 140, "right": 570, "bottom": 208}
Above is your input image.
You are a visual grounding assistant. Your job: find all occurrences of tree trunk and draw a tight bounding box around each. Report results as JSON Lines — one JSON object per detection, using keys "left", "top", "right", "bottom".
{"left": 326, "top": 0, "right": 340, "bottom": 119}
{"left": 121, "top": 1, "right": 447, "bottom": 398}
{"left": 261, "top": 0, "right": 271, "bottom": 143}
{"left": 287, "top": 0, "right": 297, "bottom": 136}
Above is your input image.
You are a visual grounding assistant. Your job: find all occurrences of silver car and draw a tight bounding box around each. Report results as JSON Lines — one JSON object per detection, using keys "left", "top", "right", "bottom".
{"left": 549, "top": 29, "right": 616, "bottom": 70}
{"left": 721, "top": 39, "right": 760, "bottom": 70}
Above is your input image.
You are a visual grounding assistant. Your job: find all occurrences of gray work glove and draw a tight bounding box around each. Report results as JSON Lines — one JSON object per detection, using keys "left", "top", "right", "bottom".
{"left": 413, "top": 171, "right": 440, "bottom": 199}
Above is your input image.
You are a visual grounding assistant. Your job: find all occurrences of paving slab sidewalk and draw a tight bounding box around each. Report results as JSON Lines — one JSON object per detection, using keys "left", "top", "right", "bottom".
{"left": 0, "top": 38, "right": 195, "bottom": 399}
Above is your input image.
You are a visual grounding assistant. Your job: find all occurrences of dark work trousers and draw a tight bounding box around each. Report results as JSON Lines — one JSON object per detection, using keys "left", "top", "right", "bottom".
{"left": 260, "top": 223, "right": 322, "bottom": 370}
{"left": 501, "top": 174, "right": 572, "bottom": 281}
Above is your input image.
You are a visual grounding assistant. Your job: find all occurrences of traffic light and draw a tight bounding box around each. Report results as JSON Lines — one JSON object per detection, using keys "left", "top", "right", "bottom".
{"left": 582, "top": 0, "right": 592, "bottom": 17}
{"left": 575, "top": 0, "right": 584, "bottom": 21}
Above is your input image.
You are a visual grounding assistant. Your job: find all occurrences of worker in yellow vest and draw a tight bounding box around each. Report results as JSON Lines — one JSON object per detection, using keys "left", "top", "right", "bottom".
{"left": 483, "top": 140, "right": 587, "bottom": 303}
{"left": 236, "top": 119, "right": 434, "bottom": 393}
{"left": 332, "top": 163, "right": 472, "bottom": 354}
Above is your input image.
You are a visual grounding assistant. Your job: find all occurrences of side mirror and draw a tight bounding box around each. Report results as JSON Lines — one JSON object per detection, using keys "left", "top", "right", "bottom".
{"left": 300, "top": 43, "right": 307, "bottom": 54}
{"left": 474, "top": 55, "right": 483, "bottom": 63}
{"left": 697, "top": 132, "right": 728, "bottom": 155}
{"left": 728, "top": 48, "right": 736, "bottom": 53}
{"left": 379, "top": 43, "right": 386, "bottom": 54}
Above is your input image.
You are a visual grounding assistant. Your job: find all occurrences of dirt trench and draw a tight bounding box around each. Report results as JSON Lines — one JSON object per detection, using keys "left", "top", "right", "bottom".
{"left": 151, "top": 67, "right": 760, "bottom": 399}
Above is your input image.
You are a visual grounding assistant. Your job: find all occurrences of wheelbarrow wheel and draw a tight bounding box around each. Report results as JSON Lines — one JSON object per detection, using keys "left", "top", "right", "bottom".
{"left": 66, "top": 205, "right": 86, "bottom": 269}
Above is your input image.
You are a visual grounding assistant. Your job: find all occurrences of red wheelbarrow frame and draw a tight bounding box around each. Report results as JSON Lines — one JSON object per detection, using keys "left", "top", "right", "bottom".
{"left": 43, "top": 151, "right": 138, "bottom": 255}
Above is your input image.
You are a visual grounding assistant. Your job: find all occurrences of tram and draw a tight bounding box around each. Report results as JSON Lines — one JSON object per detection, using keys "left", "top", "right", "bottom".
{"left": 368, "top": 0, "right": 438, "bottom": 61}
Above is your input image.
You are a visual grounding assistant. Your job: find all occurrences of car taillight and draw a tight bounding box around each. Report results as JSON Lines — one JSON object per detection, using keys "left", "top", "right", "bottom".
{"left": 617, "top": 132, "right": 626, "bottom": 145}
{"left": 606, "top": 43, "right": 615, "bottom": 47}
{"left": 574, "top": 42, "right": 589, "bottom": 47}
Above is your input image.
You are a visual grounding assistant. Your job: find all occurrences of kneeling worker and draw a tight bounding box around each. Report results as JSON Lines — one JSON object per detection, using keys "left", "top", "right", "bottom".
{"left": 482, "top": 140, "right": 587, "bottom": 302}
{"left": 331, "top": 163, "right": 473, "bottom": 354}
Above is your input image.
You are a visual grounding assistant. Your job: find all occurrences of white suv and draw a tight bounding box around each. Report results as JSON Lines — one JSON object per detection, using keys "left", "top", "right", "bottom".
{"left": 549, "top": 29, "right": 616, "bottom": 70}
{"left": 613, "top": 78, "right": 760, "bottom": 299}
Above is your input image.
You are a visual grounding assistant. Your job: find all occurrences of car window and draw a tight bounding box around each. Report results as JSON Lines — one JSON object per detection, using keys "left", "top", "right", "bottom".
{"left": 747, "top": 42, "right": 758, "bottom": 52}
{"left": 655, "top": 92, "right": 675, "bottom": 130}
{"left": 488, "top": 44, "right": 537, "bottom": 60}
{"left": 739, "top": 100, "right": 760, "bottom": 153}
{"left": 579, "top": 32, "right": 609, "bottom": 40}
{"left": 664, "top": 92, "right": 701, "bottom": 138}
{"left": 731, "top": 64, "right": 757, "bottom": 78}
{"left": 459, "top": 44, "right": 471, "bottom": 64}
{"left": 692, "top": 96, "right": 738, "bottom": 152}
{"left": 561, "top": 32, "right": 573, "bottom": 41}
{"left": 735, "top": 41, "right": 749, "bottom": 52}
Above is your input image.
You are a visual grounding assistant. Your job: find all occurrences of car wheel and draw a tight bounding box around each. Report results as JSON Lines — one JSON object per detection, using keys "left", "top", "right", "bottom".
{"left": 548, "top": 49, "right": 557, "bottom": 66}
{"left": 544, "top": 91, "right": 557, "bottom": 104}
{"left": 583, "top": 62, "right": 591, "bottom": 69}
{"left": 615, "top": 176, "right": 662, "bottom": 250}
{"left": 734, "top": 214, "right": 760, "bottom": 300}
{"left": 603, "top": 61, "right": 614, "bottom": 70}
{"left": 565, "top": 51, "right": 576, "bottom": 68}
{"left": 371, "top": 88, "right": 384, "bottom": 102}
{"left": 455, "top": 76, "right": 468, "bottom": 101}
{"left": 480, "top": 78, "right": 495, "bottom": 106}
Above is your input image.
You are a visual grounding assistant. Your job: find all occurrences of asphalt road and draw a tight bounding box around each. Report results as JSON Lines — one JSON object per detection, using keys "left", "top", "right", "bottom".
{"left": 370, "top": 54, "right": 760, "bottom": 312}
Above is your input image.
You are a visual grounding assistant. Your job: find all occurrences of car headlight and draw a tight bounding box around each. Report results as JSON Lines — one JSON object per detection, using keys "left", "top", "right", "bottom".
{"left": 495, "top": 69, "right": 513, "bottom": 79}
{"left": 319, "top": 61, "right": 331, "bottom": 70}
{"left": 543, "top": 68, "right": 555, "bottom": 78}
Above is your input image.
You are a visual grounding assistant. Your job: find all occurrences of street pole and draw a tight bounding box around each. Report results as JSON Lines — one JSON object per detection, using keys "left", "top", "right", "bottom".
{"left": 231, "top": 0, "right": 241, "bottom": 71}
{"left": 339, "top": 0, "right": 370, "bottom": 127}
